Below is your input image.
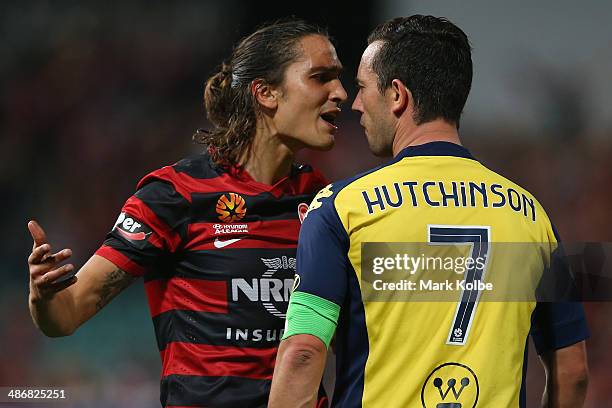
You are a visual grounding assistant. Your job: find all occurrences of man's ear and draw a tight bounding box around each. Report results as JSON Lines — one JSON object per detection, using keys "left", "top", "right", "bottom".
{"left": 388, "top": 79, "right": 411, "bottom": 116}
{"left": 252, "top": 79, "right": 278, "bottom": 110}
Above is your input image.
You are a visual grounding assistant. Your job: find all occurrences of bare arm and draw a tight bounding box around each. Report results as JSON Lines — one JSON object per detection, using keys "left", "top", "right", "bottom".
{"left": 269, "top": 334, "right": 327, "bottom": 408}
{"left": 540, "top": 340, "right": 588, "bottom": 408}
{"left": 28, "top": 220, "right": 135, "bottom": 337}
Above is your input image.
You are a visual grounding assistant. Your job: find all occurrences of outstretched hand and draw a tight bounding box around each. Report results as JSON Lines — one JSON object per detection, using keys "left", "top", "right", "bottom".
{"left": 28, "top": 220, "right": 77, "bottom": 302}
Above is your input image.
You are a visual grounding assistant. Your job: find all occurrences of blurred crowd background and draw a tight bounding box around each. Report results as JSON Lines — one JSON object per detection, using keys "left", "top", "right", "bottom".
{"left": 1, "top": 0, "right": 610, "bottom": 406}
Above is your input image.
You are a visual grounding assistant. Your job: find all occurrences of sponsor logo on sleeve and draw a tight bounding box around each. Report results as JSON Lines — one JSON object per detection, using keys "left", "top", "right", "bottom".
{"left": 113, "top": 212, "right": 153, "bottom": 248}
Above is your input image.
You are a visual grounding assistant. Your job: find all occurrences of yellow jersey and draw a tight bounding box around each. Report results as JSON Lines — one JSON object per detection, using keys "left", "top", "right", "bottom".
{"left": 292, "top": 142, "right": 588, "bottom": 408}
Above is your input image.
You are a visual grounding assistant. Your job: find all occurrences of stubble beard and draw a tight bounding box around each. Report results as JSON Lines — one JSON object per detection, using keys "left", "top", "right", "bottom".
{"left": 366, "top": 120, "right": 394, "bottom": 158}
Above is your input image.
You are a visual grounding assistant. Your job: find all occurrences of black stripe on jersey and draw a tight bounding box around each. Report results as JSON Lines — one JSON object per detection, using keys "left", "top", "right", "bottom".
{"left": 101, "top": 235, "right": 169, "bottom": 270}
{"left": 191, "top": 191, "right": 314, "bottom": 223}
{"left": 173, "top": 153, "right": 221, "bottom": 179}
{"left": 134, "top": 180, "right": 191, "bottom": 239}
{"left": 153, "top": 309, "right": 287, "bottom": 351}
{"left": 143, "top": 248, "right": 297, "bottom": 282}
{"left": 162, "top": 374, "right": 269, "bottom": 408}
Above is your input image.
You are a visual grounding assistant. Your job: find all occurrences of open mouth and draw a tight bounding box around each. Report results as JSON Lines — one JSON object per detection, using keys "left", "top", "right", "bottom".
{"left": 320, "top": 111, "right": 339, "bottom": 128}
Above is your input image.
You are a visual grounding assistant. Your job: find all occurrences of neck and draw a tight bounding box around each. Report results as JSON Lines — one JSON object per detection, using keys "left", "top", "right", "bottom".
{"left": 392, "top": 119, "right": 461, "bottom": 157}
{"left": 241, "top": 125, "right": 295, "bottom": 185}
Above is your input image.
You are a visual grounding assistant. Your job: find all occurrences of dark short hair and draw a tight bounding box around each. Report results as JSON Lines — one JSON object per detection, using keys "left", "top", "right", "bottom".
{"left": 195, "top": 18, "right": 329, "bottom": 165}
{"left": 367, "top": 15, "right": 472, "bottom": 127}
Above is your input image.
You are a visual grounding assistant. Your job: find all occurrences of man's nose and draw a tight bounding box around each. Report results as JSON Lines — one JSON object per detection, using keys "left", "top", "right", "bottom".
{"left": 331, "top": 80, "right": 348, "bottom": 104}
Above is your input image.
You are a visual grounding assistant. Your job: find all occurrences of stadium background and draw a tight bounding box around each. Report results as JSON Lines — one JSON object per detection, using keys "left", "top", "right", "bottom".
{"left": 1, "top": 0, "right": 611, "bottom": 406}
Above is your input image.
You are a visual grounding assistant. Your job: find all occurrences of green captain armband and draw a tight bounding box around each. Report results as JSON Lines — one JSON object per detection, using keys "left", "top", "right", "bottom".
{"left": 282, "top": 291, "right": 341, "bottom": 348}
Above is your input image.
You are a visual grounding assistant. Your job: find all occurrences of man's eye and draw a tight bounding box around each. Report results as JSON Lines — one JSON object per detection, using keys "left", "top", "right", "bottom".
{"left": 313, "top": 73, "right": 335, "bottom": 83}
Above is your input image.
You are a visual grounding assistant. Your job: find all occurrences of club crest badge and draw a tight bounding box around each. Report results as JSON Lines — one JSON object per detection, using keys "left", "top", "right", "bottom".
{"left": 298, "top": 203, "right": 309, "bottom": 224}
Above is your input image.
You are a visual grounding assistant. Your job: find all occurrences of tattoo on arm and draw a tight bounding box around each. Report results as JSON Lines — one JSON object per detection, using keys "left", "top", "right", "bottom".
{"left": 95, "top": 268, "right": 135, "bottom": 311}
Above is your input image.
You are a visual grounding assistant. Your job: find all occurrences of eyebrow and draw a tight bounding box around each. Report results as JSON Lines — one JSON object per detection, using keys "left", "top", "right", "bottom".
{"left": 308, "top": 64, "right": 344, "bottom": 74}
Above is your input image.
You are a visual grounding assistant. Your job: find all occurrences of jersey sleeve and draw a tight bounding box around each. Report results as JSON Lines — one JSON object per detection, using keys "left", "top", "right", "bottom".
{"left": 530, "top": 224, "right": 590, "bottom": 354}
{"left": 282, "top": 184, "right": 350, "bottom": 347}
{"left": 95, "top": 168, "right": 190, "bottom": 277}
{"left": 530, "top": 301, "right": 589, "bottom": 354}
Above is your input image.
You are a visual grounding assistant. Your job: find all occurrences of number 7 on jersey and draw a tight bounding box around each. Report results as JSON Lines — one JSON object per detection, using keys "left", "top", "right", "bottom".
{"left": 428, "top": 225, "right": 491, "bottom": 346}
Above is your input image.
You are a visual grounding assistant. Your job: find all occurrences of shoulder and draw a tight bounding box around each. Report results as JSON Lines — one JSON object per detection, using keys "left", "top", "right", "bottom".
{"left": 137, "top": 152, "right": 218, "bottom": 187}
{"left": 313, "top": 158, "right": 401, "bottom": 213}
{"left": 303, "top": 162, "right": 393, "bottom": 232}
{"left": 135, "top": 152, "right": 221, "bottom": 201}
{"left": 478, "top": 162, "right": 556, "bottom": 232}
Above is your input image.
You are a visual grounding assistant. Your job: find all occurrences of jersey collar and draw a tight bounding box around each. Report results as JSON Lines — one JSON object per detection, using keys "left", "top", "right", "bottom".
{"left": 395, "top": 141, "right": 476, "bottom": 161}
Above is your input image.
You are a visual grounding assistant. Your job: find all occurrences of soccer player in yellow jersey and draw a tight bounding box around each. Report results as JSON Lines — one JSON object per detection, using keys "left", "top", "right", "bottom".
{"left": 270, "top": 15, "right": 589, "bottom": 408}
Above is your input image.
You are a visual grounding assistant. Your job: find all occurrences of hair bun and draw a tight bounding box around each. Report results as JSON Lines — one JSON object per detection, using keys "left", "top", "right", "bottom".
{"left": 220, "top": 63, "right": 233, "bottom": 83}
{"left": 221, "top": 63, "right": 232, "bottom": 75}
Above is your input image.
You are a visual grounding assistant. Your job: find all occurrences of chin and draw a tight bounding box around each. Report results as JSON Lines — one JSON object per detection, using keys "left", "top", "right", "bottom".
{"left": 304, "top": 132, "right": 335, "bottom": 151}
{"left": 316, "top": 134, "right": 336, "bottom": 151}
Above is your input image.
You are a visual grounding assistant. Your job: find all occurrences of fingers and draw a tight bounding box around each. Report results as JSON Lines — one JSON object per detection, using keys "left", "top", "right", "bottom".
{"left": 49, "top": 275, "right": 78, "bottom": 292}
{"left": 33, "top": 275, "right": 78, "bottom": 300}
{"left": 28, "top": 220, "right": 48, "bottom": 249}
{"left": 47, "top": 248, "right": 72, "bottom": 264}
{"left": 32, "top": 264, "right": 77, "bottom": 299}
{"left": 39, "top": 263, "right": 75, "bottom": 285}
{"left": 29, "top": 247, "right": 72, "bottom": 278}
{"left": 29, "top": 243, "right": 52, "bottom": 266}
{"left": 27, "top": 221, "right": 76, "bottom": 301}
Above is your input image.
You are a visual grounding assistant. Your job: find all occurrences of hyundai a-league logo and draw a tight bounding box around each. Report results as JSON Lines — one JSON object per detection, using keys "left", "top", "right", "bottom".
{"left": 421, "top": 362, "right": 479, "bottom": 408}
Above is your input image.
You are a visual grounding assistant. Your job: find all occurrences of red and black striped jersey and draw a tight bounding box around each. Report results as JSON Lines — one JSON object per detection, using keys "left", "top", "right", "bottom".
{"left": 95, "top": 152, "right": 328, "bottom": 408}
